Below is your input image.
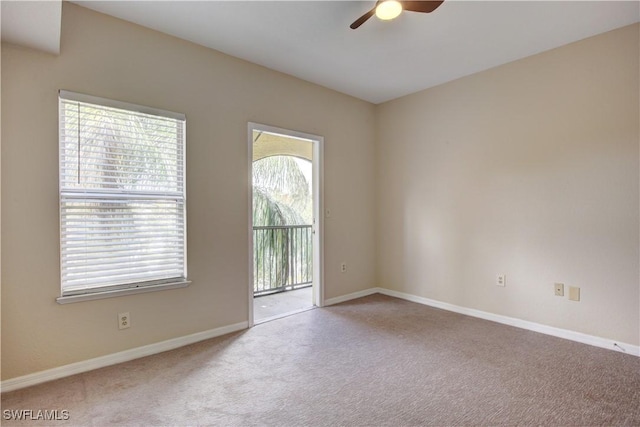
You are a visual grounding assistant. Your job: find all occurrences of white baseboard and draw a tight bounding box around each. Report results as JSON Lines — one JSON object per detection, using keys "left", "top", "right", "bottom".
{"left": 324, "top": 288, "right": 379, "bottom": 306}
{"left": 4, "top": 286, "right": 638, "bottom": 392}
{"left": 376, "top": 287, "right": 640, "bottom": 357}
{"left": 1, "top": 321, "right": 248, "bottom": 393}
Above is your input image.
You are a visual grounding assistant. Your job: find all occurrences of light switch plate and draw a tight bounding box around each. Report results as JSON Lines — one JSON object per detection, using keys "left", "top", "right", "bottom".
{"left": 568, "top": 286, "right": 580, "bottom": 302}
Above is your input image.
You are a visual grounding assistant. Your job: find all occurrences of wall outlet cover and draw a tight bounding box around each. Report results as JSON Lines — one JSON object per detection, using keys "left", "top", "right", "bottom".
{"left": 118, "top": 312, "right": 131, "bottom": 330}
{"left": 554, "top": 283, "right": 564, "bottom": 296}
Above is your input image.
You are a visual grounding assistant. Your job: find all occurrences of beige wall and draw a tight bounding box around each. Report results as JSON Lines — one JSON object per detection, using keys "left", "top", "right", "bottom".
{"left": 1, "top": 3, "right": 376, "bottom": 380}
{"left": 2, "top": 4, "right": 639, "bottom": 382}
{"left": 376, "top": 24, "right": 639, "bottom": 345}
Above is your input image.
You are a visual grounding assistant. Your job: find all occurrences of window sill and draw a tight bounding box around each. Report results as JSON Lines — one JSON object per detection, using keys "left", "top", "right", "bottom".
{"left": 56, "top": 280, "right": 191, "bottom": 304}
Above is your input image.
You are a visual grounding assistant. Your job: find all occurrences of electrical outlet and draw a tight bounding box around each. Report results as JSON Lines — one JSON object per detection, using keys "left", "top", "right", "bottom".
{"left": 568, "top": 286, "right": 580, "bottom": 302}
{"left": 118, "top": 312, "right": 131, "bottom": 330}
{"left": 496, "top": 274, "right": 506, "bottom": 287}
{"left": 554, "top": 283, "right": 564, "bottom": 296}
{"left": 340, "top": 262, "right": 347, "bottom": 273}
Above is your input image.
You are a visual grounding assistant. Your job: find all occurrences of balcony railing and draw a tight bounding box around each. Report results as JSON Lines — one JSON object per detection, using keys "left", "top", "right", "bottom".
{"left": 253, "top": 225, "right": 312, "bottom": 296}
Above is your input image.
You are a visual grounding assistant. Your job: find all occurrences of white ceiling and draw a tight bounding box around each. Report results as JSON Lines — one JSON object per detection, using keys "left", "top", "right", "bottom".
{"left": 1, "top": 0, "right": 61, "bottom": 54}
{"left": 4, "top": 1, "right": 640, "bottom": 104}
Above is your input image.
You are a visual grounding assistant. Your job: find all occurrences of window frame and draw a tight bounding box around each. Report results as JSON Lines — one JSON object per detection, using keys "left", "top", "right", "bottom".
{"left": 56, "top": 90, "right": 190, "bottom": 304}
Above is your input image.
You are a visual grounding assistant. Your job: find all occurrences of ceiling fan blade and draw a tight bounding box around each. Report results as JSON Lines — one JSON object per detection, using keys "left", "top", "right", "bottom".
{"left": 350, "top": 7, "right": 376, "bottom": 29}
{"left": 401, "top": 1, "right": 444, "bottom": 13}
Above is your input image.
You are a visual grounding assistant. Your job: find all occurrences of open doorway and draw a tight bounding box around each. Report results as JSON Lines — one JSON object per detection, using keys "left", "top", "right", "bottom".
{"left": 248, "top": 123, "right": 323, "bottom": 325}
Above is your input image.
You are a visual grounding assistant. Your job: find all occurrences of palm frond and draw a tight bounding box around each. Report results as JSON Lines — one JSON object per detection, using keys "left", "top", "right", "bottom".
{"left": 252, "top": 156, "right": 311, "bottom": 224}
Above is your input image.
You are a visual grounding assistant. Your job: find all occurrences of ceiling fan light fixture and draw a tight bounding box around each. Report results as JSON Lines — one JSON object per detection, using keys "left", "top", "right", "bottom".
{"left": 375, "top": 0, "right": 403, "bottom": 20}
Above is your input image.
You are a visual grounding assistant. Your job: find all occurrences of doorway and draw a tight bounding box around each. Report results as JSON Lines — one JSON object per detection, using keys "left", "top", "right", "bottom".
{"left": 248, "top": 123, "right": 323, "bottom": 326}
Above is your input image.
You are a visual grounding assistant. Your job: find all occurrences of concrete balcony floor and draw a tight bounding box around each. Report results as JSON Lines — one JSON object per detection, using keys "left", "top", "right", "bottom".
{"left": 254, "top": 286, "right": 314, "bottom": 323}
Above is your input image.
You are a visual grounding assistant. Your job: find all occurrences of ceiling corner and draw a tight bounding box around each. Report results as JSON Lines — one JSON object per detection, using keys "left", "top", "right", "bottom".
{"left": 1, "top": 0, "right": 62, "bottom": 55}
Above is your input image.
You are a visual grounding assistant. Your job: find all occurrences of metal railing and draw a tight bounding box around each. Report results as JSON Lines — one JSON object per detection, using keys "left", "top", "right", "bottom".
{"left": 253, "top": 225, "right": 312, "bottom": 296}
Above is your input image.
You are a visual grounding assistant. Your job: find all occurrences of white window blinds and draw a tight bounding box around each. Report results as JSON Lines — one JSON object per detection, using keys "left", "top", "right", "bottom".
{"left": 59, "top": 91, "right": 187, "bottom": 296}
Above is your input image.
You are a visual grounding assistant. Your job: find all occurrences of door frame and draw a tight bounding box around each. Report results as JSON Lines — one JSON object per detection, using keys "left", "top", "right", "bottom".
{"left": 247, "top": 122, "right": 324, "bottom": 327}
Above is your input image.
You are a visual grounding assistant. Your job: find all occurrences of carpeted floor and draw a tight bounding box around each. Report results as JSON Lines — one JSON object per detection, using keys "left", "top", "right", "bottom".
{"left": 2, "top": 294, "right": 639, "bottom": 426}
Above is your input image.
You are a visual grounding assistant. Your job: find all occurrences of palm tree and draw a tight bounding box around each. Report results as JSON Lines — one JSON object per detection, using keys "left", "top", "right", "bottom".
{"left": 252, "top": 155, "right": 312, "bottom": 294}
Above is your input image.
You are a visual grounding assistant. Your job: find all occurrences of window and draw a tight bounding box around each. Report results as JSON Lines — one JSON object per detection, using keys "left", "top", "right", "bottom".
{"left": 58, "top": 91, "right": 187, "bottom": 302}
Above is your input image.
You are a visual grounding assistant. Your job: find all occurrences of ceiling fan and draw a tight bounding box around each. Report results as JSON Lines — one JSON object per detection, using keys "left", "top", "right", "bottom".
{"left": 350, "top": 0, "right": 444, "bottom": 29}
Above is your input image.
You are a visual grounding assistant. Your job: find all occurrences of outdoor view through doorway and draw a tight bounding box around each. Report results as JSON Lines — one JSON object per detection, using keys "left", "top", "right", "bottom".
{"left": 250, "top": 125, "right": 322, "bottom": 323}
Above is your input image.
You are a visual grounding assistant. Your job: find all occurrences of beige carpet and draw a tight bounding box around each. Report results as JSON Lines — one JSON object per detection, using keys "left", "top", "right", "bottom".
{"left": 2, "top": 294, "right": 639, "bottom": 426}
